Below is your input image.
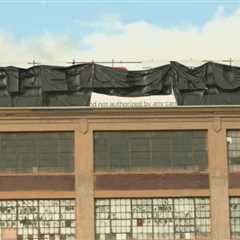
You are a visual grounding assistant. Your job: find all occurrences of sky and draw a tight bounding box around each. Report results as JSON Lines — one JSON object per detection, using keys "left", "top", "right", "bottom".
{"left": 0, "top": 0, "right": 240, "bottom": 68}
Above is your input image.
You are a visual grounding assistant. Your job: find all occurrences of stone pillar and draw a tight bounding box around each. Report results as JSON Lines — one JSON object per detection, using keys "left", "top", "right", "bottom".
{"left": 208, "top": 118, "right": 230, "bottom": 240}
{"left": 75, "top": 120, "right": 95, "bottom": 240}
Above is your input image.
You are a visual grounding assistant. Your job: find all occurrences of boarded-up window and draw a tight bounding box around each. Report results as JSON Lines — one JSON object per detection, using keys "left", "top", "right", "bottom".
{"left": 0, "top": 132, "right": 74, "bottom": 173}
{"left": 227, "top": 130, "right": 240, "bottom": 172}
{"left": 95, "top": 198, "right": 210, "bottom": 240}
{"left": 0, "top": 199, "right": 75, "bottom": 240}
{"left": 230, "top": 197, "right": 240, "bottom": 238}
{"left": 94, "top": 131, "right": 208, "bottom": 171}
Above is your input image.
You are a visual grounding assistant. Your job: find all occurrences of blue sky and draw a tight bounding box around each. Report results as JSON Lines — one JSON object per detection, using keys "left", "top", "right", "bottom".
{"left": 0, "top": 0, "right": 239, "bottom": 38}
{"left": 0, "top": 0, "right": 240, "bottom": 67}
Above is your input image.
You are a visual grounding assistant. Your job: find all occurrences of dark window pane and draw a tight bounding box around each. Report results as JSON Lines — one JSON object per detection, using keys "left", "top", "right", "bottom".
{"left": 94, "top": 131, "right": 208, "bottom": 171}
{"left": 0, "top": 132, "right": 74, "bottom": 173}
{"left": 152, "top": 151, "right": 171, "bottom": 168}
{"left": 110, "top": 152, "right": 129, "bottom": 170}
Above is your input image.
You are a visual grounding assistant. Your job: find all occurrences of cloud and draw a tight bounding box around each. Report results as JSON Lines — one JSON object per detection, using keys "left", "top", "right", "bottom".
{"left": 1, "top": 7, "right": 240, "bottom": 68}
{"left": 0, "top": 32, "right": 80, "bottom": 67}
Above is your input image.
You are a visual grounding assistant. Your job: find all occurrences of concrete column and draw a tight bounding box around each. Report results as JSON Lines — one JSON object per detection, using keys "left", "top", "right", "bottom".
{"left": 75, "top": 122, "right": 95, "bottom": 240}
{"left": 208, "top": 122, "right": 230, "bottom": 240}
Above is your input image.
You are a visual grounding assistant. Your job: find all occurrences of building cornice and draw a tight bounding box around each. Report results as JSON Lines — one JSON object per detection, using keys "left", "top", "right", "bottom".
{"left": 0, "top": 106, "right": 240, "bottom": 120}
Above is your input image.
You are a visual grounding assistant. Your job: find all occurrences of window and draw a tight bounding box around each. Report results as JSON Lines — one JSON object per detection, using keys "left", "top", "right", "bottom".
{"left": 0, "top": 132, "right": 74, "bottom": 173}
{"left": 95, "top": 198, "right": 210, "bottom": 240}
{"left": 0, "top": 199, "right": 75, "bottom": 240}
{"left": 227, "top": 131, "right": 240, "bottom": 172}
{"left": 230, "top": 197, "right": 240, "bottom": 238}
{"left": 94, "top": 131, "right": 208, "bottom": 171}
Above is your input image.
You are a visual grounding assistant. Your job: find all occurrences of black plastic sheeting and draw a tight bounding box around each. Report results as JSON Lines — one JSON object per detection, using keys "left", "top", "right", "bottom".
{"left": 0, "top": 61, "right": 240, "bottom": 107}
{"left": 172, "top": 61, "right": 240, "bottom": 105}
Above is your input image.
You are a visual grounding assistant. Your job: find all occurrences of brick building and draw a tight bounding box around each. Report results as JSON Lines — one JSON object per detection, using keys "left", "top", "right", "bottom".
{"left": 0, "top": 61, "right": 240, "bottom": 240}
{"left": 0, "top": 106, "right": 238, "bottom": 240}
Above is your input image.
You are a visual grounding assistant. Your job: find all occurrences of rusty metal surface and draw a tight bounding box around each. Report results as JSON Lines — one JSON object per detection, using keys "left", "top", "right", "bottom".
{"left": 0, "top": 175, "right": 75, "bottom": 191}
{"left": 95, "top": 173, "right": 209, "bottom": 190}
{"left": 229, "top": 173, "right": 240, "bottom": 188}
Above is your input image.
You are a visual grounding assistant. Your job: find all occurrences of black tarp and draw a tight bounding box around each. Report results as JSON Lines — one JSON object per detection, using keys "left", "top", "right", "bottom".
{"left": 171, "top": 61, "right": 240, "bottom": 105}
{"left": 0, "top": 61, "right": 240, "bottom": 106}
{"left": 93, "top": 64, "right": 172, "bottom": 96}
